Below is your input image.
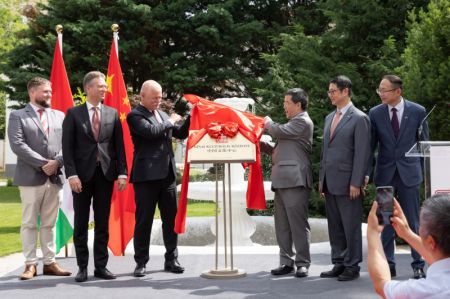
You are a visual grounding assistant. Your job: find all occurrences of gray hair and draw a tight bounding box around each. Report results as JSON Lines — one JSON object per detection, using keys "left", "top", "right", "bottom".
{"left": 83, "top": 71, "right": 105, "bottom": 90}
{"left": 420, "top": 194, "right": 450, "bottom": 255}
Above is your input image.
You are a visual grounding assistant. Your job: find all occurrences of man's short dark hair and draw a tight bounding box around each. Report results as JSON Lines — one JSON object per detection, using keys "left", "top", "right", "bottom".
{"left": 382, "top": 74, "right": 403, "bottom": 90}
{"left": 27, "top": 77, "right": 51, "bottom": 92}
{"left": 83, "top": 71, "right": 105, "bottom": 90}
{"left": 421, "top": 194, "right": 450, "bottom": 256}
{"left": 285, "top": 88, "right": 308, "bottom": 110}
{"left": 329, "top": 75, "right": 352, "bottom": 96}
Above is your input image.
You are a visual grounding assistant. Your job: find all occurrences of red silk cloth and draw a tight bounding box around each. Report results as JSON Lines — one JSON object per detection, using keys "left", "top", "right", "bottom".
{"left": 207, "top": 122, "right": 239, "bottom": 139}
{"left": 174, "top": 94, "right": 267, "bottom": 233}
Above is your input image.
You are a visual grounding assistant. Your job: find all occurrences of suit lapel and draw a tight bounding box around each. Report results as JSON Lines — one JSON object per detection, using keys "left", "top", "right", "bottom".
{"left": 324, "top": 113, "right": 333, "bottom": 145}
{"left": 81, "top": 104, "right": 96, "bottom": 141}
{"left": 25, "top": 104, "right": 46, "bottom": 137}
{"left": 98, "top": 106, "right": 108, "bottom": 142}
{"left": 329, "top": 106, "right": 353, "bottom": 142}
{"left": 397, "top": 100, "right": 410, "bottom": 141}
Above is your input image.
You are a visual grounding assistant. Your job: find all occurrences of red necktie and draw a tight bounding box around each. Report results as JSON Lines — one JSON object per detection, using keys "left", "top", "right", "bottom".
{"left": 330, "top": 110, "right": 342, "bottom": 138}
{"left": 38, "top": 108, "right": 48, "bottom": 137}
{"left": 92, "top": 107, "right": 100, "bottom": 142}
{"left": 391, "top": 107, "right": 400, "bottom": 138}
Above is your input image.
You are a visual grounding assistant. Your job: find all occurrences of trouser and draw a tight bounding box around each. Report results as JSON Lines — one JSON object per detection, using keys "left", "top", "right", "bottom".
{"left": 133, "top": 170, "right": 178, "bottom": 266}
{"left": 274, "top": 187, "right": 311, "bottom": 267}
{"left": 19, "top": 179, "right": 61, "bottom": 265}
{"left": 381, "top": 170, "right": 424, "bottom": 269}
{"left": 73, "top": 165, "right": 114, "bottom": 269}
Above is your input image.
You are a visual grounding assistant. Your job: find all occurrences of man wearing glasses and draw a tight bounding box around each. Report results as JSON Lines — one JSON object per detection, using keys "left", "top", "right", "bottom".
{"left": 366, "top": 75, "right": 429, "bottom": 279}
{"left": 319, "top": 75, "right": 371, "bottom": 281}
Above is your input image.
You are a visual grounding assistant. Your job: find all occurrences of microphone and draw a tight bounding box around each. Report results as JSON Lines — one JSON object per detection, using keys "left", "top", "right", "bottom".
{"left": 417, "top": 104, "right": 437, "bottom": 150}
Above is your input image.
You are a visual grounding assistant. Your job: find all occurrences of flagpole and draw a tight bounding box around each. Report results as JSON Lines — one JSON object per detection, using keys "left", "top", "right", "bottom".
{"left": 111, "top": 23, "right": 125, "bottom": 257}
{"left": 55, "top": 24, "right": 69, "bottom": 258}
{"left": 112, "top": 24, "right": 119, "bottom": 58}
{"left": 56, "top": 24, "right": 63, "bottom": 52}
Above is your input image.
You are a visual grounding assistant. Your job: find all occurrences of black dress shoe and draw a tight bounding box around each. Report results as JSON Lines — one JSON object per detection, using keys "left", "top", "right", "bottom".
{"left": 295, "top": 266, "right": 309, "bottom": 278}
{"left": 320, "top": 265, "right": 345, "bottom": 278}
{"left": 413, "top": 267, "right": 426, "bottom": 279}
{"left": 271, "top": 265, "right": 294, "bottom": 276}
{"left": 337, "top": 268, "right": 360, "bottom": 281}
{"left": 75, "top": 268, "right": 87, "bottom": 283}
{"left": 164, "top": 260, "right": 185, "bottom": 274}
{"left": 134, "top": 264, "right": 146, "bottom": 277}
{"left": 94, "top": 268, "right": 116, "bottom": 280}
{"left": 389, "top": 265, "right": 397, "bottom": 278}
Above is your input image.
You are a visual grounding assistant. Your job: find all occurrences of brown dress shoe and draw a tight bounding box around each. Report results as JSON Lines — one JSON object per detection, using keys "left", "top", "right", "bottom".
{"left": 20, "top": 264, "right": 37, "bottom": 280}
{"left": 43, "top": 262, "right": 72, "bottom": 276}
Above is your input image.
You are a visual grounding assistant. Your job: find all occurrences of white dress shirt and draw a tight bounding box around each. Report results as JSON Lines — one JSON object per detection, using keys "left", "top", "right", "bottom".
{"left": 388, "top": 97, "right": 405, "bottom": 127}
{"left": 384, "top": 257, "right": 450, "bottom": 299}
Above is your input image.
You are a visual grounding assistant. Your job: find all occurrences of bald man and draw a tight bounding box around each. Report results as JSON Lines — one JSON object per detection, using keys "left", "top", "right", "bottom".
{"left": 127, "top": 80, "right": 190, "bottom": 277}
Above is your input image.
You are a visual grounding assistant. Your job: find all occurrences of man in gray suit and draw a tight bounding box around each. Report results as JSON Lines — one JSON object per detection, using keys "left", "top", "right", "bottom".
{"left": 8, "top": 77, "right": 71, "bottom": 280}
{"left": 319, "top": 75, "right": 370, "bottom": 281}
{"left": 261, "top": 88, "right": 313, "bottom": 278}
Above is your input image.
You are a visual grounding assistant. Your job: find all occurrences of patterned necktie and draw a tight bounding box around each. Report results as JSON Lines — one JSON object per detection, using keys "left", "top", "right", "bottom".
{"left": 391, "top": 107, "right": 400, "bottom": 138}
{"left": 37, "top": 108, "right": 48, "bottom": 137}
{"left": 330, "top": 110, "right": 342, "bottom": 138}
{"left": 92, "top": 106, "right": 100, "bottom": 142}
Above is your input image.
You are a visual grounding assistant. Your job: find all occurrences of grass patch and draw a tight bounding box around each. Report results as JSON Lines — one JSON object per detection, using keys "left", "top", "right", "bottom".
{"left": 0, "top": 186, "right": 216, "bottom": 257}
{"left": 0, "top": 186, "right": 22, "bottom": 257}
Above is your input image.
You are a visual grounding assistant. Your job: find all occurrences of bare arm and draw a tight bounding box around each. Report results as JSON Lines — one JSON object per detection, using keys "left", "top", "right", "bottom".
{"left": 367, "top": 201, "right": 389, "bottom": 299}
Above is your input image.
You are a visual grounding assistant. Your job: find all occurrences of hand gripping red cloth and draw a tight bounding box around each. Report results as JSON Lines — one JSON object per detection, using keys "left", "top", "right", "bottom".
{"left": 174, "top": 94, "right": 267, "bottom": 233}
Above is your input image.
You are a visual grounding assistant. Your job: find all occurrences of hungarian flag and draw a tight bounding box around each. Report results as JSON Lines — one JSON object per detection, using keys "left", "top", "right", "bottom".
{"left": 49, "top": 38, "right": 75, "bottom": 253}
{"left": 104, "top": 39, "right": 136, "bottom": 256}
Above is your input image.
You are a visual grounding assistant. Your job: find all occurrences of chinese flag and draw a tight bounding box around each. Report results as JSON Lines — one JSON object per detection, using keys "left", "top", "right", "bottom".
{"left": 104, "top": 40, "right": 136, "bottom": 256}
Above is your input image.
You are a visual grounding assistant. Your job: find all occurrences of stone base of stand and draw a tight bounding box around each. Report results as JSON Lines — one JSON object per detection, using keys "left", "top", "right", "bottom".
{"left": 201, "top": 268, "right": 246, "bottom": 279}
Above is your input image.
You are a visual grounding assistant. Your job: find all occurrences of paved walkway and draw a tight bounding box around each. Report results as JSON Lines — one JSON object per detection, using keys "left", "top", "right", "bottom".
{"left": 0, "top": 240, "right": 415, "bottom": 299}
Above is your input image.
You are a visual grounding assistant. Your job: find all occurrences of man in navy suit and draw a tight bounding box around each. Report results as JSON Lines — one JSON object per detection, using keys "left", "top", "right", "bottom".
{"left": 366, "top": 74, "right": 429, "bottom": 279}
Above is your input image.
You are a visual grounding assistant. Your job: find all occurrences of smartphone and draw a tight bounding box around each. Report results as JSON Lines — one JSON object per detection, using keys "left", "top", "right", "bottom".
{"left": 376, "top": 186, "right": 394, "bottom": 225}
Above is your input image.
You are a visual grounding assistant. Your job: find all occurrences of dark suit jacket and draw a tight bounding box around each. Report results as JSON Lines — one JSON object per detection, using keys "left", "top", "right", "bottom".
{"left": 62, "top": 103, "right": 127, "bottom": 182}
{"left": 367, "top": 99, "right": 429, "bottom": 187}
{"left": 319, "top": 105, "right": 371, "bottom": 195}
{"left": 127, "top": 105, "right": 190, "bottom": 183}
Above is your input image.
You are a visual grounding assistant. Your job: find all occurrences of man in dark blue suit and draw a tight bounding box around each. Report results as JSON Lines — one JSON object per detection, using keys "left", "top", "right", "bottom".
{"left": 366, "top": 75, "right": 429, "bottom": 279}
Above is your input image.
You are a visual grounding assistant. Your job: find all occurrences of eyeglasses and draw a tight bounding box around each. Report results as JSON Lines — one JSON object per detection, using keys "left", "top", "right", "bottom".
{"left": 376, "top": 88, "right": 397, "bottom": 95}
{"left": 327, "top": 89, "right": 340, "bottom": 95}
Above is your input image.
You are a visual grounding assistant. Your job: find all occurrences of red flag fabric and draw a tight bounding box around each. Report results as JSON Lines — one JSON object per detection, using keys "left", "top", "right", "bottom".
{"left": 50, "top": 40, "right": 73, "bottom": 114}
{"left": 104, "top": 40, "right": 136, "bottom": 256}
{"left": 174, "top": 94, "right": 267, "bottom": 233}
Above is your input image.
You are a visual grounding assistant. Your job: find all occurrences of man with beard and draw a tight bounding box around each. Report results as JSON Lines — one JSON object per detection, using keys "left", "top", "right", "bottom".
{"left": 8, "top": 77, "right": 71, "bottom": 280}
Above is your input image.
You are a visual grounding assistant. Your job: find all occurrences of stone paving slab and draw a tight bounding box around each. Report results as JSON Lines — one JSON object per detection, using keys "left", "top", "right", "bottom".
{"left": 0, "top": 242, "right": 415, "bottom": 299}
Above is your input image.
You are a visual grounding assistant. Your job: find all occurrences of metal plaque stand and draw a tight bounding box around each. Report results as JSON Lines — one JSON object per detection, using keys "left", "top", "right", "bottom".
{"left": 201, "top": 163, "right": 246, "bottom": 279}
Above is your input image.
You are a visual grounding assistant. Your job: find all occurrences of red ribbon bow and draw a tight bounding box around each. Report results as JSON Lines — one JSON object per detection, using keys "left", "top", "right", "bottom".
{"left": 207, "top": 122, "right": 239, "bottom": 139}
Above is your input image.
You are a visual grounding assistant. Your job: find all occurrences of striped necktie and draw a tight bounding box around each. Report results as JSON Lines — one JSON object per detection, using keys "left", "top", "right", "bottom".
{"left": 37, "top": 108, "right": 48, "bottom": 137}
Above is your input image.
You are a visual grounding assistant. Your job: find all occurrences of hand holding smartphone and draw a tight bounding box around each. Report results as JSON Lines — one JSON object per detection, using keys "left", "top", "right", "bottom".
{"left": 375, "top": 186, "right": 394, "bottom": 225}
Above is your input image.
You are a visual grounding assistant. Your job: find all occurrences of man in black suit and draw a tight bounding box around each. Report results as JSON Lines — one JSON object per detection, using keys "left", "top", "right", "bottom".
{"left": 127, "top": 80, "right": 190, "bottom": 277}
{"left": 62, "top": 71, "right": 127, "bottom": 282}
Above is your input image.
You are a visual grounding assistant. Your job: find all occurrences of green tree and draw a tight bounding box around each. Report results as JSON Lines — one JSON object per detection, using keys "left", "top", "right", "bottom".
{"left": 398, "top": 0, "right": 450, "bottom": 140}
{"left": 1, "top": 0, "right": 323, "bottom": 110}
{"left": 0, "top": 0, "right": 27, "bottom": 139}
